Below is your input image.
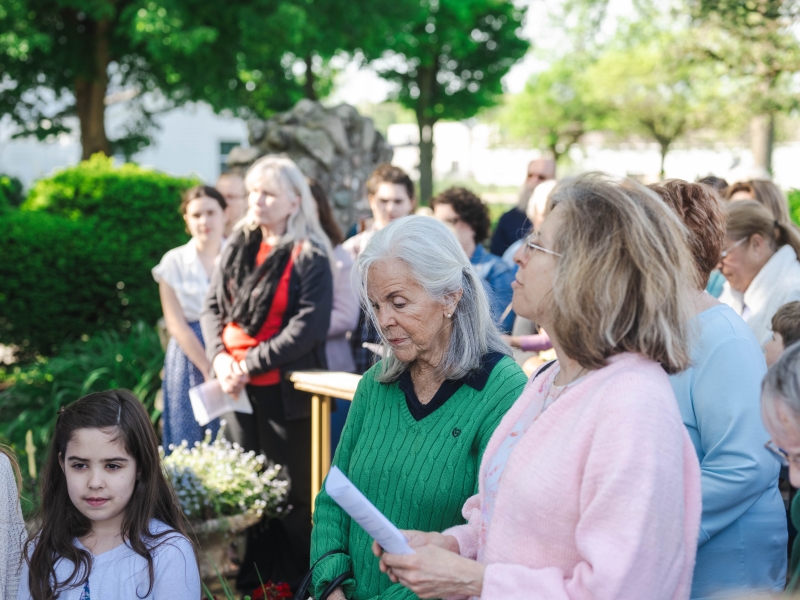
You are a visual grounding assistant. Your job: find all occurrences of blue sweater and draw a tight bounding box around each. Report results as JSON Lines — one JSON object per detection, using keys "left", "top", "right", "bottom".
{"left": 670, "top": 305, "right": 786, "bottom": 599}
{"left": 470, "top": 244, "right": 515, "bottom": 332}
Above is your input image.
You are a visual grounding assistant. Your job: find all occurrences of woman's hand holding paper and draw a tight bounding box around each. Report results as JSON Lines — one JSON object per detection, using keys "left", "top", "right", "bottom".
{"left": 376, "top": 531, "right": 483, "bottom": 599}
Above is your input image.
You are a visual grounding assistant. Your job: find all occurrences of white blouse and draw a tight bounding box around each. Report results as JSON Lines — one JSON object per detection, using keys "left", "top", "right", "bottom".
{"left": 1, "top": 453, "right": 25, "bottom": 600}
{"left": 152, "top": 240, "right": 212, "bottom": 322}
{"left": 17, "top": 520, "right": 200, "bottom": 600}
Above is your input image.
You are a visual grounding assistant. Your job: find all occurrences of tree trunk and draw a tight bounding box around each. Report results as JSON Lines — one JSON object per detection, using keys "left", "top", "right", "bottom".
{"left": 75, "top": 18, "right": 111, "bottom": 159}
{"left": 304, "top": 54, "right": 317, "bottom": 100}
{"left": 659, "top": 143, "right": 668, "bottom": 180}
{"left": 415, "top": 65, "right": 438, "bottom": 203}
{"left": 418, "top": 119, "right": 435, "bottom": 203}
{"left": 750, "top": 113, "right": 774, "bottom": 175}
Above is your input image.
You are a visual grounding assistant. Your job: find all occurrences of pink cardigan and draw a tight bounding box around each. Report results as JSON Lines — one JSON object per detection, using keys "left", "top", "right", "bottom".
{"left": 444, "top": 353, "right": 702, "bottom": 600}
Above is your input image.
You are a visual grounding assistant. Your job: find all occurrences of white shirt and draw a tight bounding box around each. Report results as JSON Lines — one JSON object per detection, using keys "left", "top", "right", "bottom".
{"left": 152, "top": 240, "right": 212, "bottom": 322}
{"left": 1, "top": 454, "right": 25, "bottom": 600}
{"left": 17, "top": 520, "right": 200, "bottom": 600}
{"left": 719, "top": 244, "right": 800, "bottom": 348}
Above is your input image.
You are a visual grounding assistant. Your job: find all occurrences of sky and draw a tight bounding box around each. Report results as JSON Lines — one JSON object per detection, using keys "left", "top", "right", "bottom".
{"left": 327, "top": 0, "right": 635, "bottom": 105}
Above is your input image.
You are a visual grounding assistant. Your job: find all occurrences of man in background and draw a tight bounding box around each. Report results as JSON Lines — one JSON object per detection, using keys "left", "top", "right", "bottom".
{"left": 216, "top": 172, "right": 248, "bottom": 237}
{"left": 490, "top": 157, "right": 555, "bottom": 257}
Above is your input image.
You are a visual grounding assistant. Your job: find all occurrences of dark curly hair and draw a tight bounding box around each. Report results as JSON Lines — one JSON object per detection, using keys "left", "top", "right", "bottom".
{"left": 431, "top": 187, "right": 491, "bottom": 244}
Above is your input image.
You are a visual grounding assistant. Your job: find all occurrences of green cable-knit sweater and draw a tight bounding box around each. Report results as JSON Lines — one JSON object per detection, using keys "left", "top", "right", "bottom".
{"left": 310, "top": 356, "right": 527, "bottom": 600}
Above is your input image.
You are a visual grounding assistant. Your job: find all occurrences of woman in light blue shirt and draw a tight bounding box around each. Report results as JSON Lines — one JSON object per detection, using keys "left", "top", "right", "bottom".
{"left": 650, "top": 180, "right": 786, "bottom": 599}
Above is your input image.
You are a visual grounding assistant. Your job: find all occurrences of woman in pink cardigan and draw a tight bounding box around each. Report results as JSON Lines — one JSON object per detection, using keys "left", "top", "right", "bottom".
{"left": 377, "top": 174, "right": 703, "bottom": 599}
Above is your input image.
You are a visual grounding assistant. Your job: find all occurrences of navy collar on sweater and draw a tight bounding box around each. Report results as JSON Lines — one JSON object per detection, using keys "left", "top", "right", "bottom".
{"left": 398, "top": 351, "right": 505, "bottom": 421}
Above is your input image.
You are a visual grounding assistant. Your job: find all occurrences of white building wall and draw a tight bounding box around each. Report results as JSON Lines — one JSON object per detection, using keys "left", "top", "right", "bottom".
{"left": 0, "top": 101, "right": 248, "bottom": 188}
{"left": 388, "top": 121, "right": 800, "bottom": 191}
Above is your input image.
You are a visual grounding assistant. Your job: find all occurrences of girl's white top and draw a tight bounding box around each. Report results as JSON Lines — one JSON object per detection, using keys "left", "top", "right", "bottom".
{"left": 17, "top": 520, "right": 200, "bottom": 600}
{"left": 152, "top": 240, "right": 211, "bottom": 322}
{"left": 0, "top": 454, "right": 25, "bottom": 600}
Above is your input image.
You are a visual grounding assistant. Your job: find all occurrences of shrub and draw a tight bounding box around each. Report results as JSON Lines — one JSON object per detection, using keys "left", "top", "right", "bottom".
{"left": 0, "top": 322, "right": 164, "bottom": 515}
{"left": 788, "top": 189, "right": 800, "bottom": 227}
{"left": 0, "top": 174, "right": 24, "bottom": 210}
{"left": 0, "top": 155, "right": 197, "bottom": 358}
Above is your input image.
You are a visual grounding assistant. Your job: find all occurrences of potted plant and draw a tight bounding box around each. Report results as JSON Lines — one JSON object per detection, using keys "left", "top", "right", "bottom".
{"left": 162, "top": 423, "right": 289, "bottom": 581}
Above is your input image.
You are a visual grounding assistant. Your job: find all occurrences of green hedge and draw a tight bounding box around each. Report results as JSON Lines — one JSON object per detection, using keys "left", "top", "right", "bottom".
{"left": 788, "top": 189, "right": 800, "bottom": 226}
{"left": 0, "top": 174, "right": 24, "bottom": 210}
{"left": 0, "top": 155, "right": 197, "bottom": 359}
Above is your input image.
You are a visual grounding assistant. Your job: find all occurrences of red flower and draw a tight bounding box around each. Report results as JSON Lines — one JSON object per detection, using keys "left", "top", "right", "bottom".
{"left": 250, "top": 581, "right": 293, "bottom": 600}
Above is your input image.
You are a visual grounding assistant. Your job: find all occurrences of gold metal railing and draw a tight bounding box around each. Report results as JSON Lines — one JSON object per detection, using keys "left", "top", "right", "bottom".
{"left": 289, "top": 371, "right": 361, "bottom": 513}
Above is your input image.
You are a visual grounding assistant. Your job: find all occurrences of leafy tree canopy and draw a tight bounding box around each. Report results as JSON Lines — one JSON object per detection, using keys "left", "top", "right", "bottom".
{"left": 371, "top": 0, "right": 529, "bottom": 200}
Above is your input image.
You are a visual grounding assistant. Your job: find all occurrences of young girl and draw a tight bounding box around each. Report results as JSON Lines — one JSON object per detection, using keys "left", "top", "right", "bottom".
{"left": 19, "top": 389, "right": 200, "bottom": 599}
{"left": 1, "top": 444, "right": 25, "bottom": 599}
{"left": 152, "top": 185, "right": 227, "bottom": 450}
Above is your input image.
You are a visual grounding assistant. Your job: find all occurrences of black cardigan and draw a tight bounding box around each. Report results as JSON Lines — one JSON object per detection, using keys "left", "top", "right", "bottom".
{"left": 200, "top": 241, "right": 333, "bottom": 420}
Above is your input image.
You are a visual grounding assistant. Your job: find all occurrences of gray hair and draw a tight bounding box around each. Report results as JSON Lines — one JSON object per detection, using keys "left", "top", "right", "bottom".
{"left": 762, "top": 342, "right": 800, "bottom": 432}
{"left": 243, "top": 155, "right": 333, "bottom": 261}
{"left": 354, "top": 215, "right": 510, "bottom": 382}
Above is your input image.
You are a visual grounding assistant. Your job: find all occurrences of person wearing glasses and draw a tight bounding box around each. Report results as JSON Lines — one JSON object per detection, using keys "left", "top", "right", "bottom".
{"left": 376, "top": 174, "right": 701, "bottom": 600}
{"left": 489, "top": 158, "right": 555, "bottom": 257}
{"left": 718, "top": 200, "right": 800, "bottom": 348}
{"left": 649, "top": 180, "right": 786, "bottom": 598}
{"left": 761, "top": 342, "right": 800, "bottom": 592}
{"left": 431, "top": 187, "right": 515, "bottom": 332}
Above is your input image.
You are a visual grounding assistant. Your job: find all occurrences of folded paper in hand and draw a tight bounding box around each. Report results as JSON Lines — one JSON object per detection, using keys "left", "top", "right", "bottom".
{"left": 325, "top": 466, "right": 413, "bottom": 555}
{"left": 188, "top": 380, "right": 252, "bottom": 427}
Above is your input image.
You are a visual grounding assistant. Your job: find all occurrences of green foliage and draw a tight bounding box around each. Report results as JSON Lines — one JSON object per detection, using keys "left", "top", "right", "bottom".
{"left": 583, "top": 27, "right": 736, "bottom": 176}
{"left": 0, "top": 155, "right": 195, "bottom": 358}
{"left": 0, "top": 322, "right": 164, "bottom": 515}
{"left": 787, "top": 189, "right": 800, "bottom": 227}
{"left": 375, "top": 0, "right": 529, "bottom": 123}
{"left": 498, "top": 58, "right": 607, "bottom": 162}
{"left": 0, "top": 175, "right": 24, "bottom": 210}
{"left": 371, "top": 0, "right": 529, "bottom": 200}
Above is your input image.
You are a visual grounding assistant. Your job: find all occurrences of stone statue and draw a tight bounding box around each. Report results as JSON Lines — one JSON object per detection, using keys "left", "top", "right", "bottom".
{"left": 226, "top": 99, "right": 394, "bottom": 233}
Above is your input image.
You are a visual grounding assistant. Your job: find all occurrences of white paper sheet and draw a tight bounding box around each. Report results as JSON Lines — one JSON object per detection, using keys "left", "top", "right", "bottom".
{"left": 325, "top": 466, "right": 414, "bottom": 555}
{"left": 188, "top": 380, "right": 252, "bottom": 427}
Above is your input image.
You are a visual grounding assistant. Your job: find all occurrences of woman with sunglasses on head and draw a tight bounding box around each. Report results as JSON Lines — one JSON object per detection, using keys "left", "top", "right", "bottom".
{"left": 650, "top": 180, "right": 786, "bottom": 598}
{"left": 718, "top": 201, "right": 800, "bottom": 348}
{"left": 761, "top": 342, "right": 800, "bottom": 591}
{"left": 376, "top": 174, "right": 701, "bottom": 600}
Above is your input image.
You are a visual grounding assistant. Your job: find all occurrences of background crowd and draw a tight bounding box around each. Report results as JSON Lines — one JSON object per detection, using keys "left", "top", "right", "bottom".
{"left": 2, "top": 154, "right": 800, "bottom": 600}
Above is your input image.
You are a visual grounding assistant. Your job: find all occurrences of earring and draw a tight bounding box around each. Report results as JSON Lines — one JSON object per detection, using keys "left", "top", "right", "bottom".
{"left": 446, "top": 313, "right": 452, "bottom": 318}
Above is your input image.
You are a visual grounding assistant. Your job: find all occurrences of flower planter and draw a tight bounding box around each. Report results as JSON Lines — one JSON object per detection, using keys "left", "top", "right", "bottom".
{"left": 190, "top": 512, "right": 262, "bottom": 581}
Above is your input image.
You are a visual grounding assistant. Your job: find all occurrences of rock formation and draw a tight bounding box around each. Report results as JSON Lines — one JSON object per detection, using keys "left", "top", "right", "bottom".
{"left": 226, "top": 99, "right": 393, "bottom": 232}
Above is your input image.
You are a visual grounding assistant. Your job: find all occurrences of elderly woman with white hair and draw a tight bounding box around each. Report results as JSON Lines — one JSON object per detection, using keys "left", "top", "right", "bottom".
{"left": 201, "top": 155, "right": 333, "bottom": 591}
{"left": 308, "top": 216, "right": 528, "bottom": 600}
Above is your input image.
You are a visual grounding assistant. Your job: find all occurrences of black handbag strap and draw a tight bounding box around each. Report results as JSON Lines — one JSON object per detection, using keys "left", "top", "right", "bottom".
{"left": 293, "top": 549, "right": 354, "bottom": 600}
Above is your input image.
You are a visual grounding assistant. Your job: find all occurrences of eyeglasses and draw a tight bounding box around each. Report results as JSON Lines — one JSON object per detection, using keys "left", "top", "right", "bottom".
{"left": 765, "top": 440, "right": 793, "bottom": 468}
{"left": 524, "top": 233, "right": 562, "bottom": 258}
{"left": 720, "top": 237, "right": 748, "bottom": 260}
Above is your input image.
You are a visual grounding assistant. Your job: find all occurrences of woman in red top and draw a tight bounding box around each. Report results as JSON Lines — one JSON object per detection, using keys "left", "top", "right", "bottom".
{"left": 201, "top": 156, "right": 333, "bottom": 592}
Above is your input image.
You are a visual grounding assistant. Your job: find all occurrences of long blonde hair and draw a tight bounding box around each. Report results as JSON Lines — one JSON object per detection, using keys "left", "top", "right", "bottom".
{"left": 243, "top": 156, "right": 333, "bottom": 262}
{"left": 548, "top": 174, "right": 695, "bottom": 374}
